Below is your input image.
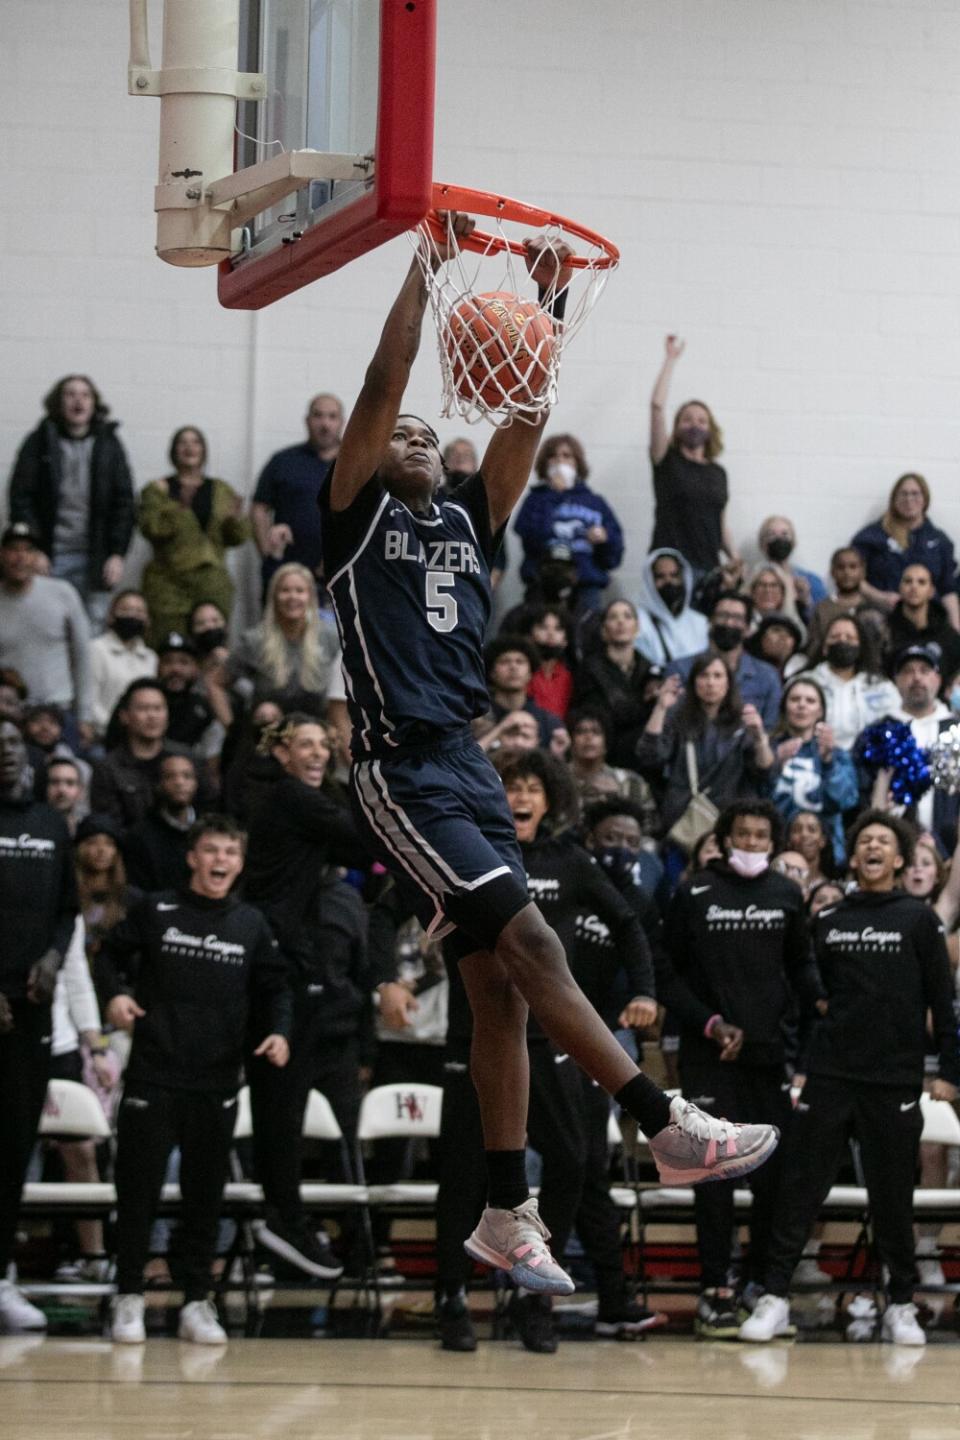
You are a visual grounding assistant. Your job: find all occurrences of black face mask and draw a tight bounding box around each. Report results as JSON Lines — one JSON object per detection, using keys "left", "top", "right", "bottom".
{"left": 710, "top": 623, "right": 743, "bottom": 653}
{"left": 193, "top": 627, "right": 226, "bottom": 656}
{"left": 595, "top": 846, "right": 638, "bottom": 885}
{"left": 537, "top": 643, "right": 566, "bottom": 662}
{"left": 657, "top": 581, "right": 686, "bottom": 610}
{"left": 826, "top": 642, "right": 860, "bottom": 670}
{"left": 678, "top": 425, "right": 710, "bottom": 450}
{"left": 765, "top": 537, "right": 793, "bottom": 563}
{"left": 113, "top": 616, "right": 146, "bottom": 642}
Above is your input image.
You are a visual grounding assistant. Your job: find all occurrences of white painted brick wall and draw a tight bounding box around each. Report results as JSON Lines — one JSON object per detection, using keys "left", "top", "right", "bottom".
{"left": 3, "top": 0, "right": 960, "bottom": 618}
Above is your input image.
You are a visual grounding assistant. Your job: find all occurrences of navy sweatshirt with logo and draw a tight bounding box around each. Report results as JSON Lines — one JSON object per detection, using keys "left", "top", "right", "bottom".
{"left": 0, "top": 796, "right": 77, "bottom": 998}
{"left": 806, "top": 889, "right": 959, "bottom": 1089}
{"left": 658, "top": 860, "right": 820, "bottom": 1068}
{"left": 95, "top": 888, "right": 292, "bottom": 1092}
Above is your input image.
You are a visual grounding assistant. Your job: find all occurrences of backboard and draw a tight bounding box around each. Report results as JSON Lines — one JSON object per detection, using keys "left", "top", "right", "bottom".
{"left": 218, "top": 0, "right": 436, "bottom": 308}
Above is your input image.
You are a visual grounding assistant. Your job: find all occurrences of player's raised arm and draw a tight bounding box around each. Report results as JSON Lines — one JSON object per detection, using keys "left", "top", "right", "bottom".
{"left": 330, "top": 213, "right": 475, "bottom": 513}
{"left": 480, "top": 237, "right": 574, "bottom": 533}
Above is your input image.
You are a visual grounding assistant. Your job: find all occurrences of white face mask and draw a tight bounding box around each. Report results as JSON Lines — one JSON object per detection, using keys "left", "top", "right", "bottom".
{"left": 727, "top": 847, "right": 769, "bottom": 878}
{"left": 547, "top": 460, "right": 577, "bottom": 490}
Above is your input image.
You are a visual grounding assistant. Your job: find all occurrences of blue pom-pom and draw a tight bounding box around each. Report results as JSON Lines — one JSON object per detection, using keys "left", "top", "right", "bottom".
{"left": 853, "top": 719, "right": 931, "bottom": 808}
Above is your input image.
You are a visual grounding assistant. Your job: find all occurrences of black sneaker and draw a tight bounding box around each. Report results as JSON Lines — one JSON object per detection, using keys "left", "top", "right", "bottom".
{"left": 509, "top": 1293, "right": 558, "bottom": 1354}
{"left": 254, "top": 1218, "right": 344, "bottom": 1279}
{"left": 695, "top": 1287, "right": 741, "bottom": 1339}
{"left": 436, "top": 1292, "right": 477, "bottom": 1352}
{"left": 595, "top": 1302, "right": 669, "bottom": 1339}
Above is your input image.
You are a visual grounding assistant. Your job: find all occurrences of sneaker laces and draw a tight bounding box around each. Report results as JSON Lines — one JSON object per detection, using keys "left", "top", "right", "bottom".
{"left": 507, "top": 1203, "right": 557, "bottom": 1270}
{"left": 674, "top": 1099, "right": 741, "bottom": 1143}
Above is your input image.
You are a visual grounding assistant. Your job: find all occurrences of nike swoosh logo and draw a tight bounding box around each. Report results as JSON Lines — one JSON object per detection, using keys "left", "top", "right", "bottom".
{"left": 691, "top": 885, "right": 711, "bottom": 895}
{"left": 156, "top": 902, "right": 178, "bottom": 911}
{"left": 554, "top": 1053, "right": 569, "bottom": 1064}
{"left": 222, "top": 1097, "right": 237, "bottom": 1109}
{"left": 899, "top": 1100, "right": 918, "bottom": 1111}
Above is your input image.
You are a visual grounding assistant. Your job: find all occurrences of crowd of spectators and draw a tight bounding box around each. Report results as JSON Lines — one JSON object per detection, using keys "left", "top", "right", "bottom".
{"left": 2, "top": 350, "right": 960, "bottom": 1351}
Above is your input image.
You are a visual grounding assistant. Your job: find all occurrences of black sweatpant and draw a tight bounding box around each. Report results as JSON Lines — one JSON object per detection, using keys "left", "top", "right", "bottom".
{"left": 0, "top": 1001, "right": 52, "bottom": 1272}
{"left": 577, "top": 1075, "right": 631, "bottom": 1315}
{"left": 526, "top": 1041, "right": 588, "bottom": 1260}
{"left": 678, "top": 1051, "right": 792, "bottom": 1291}
{"left": 435, "top": 1044, "right": 487, "bottom": 1297}
{"left": 248, "top": 1020, "right": 361, "bottom": 1225}
{"left": 114, "top": 1083, "right": 237, "bottom": 1300}
{"left": 762, "top": 1075, "right": 924, "bottom": 1304}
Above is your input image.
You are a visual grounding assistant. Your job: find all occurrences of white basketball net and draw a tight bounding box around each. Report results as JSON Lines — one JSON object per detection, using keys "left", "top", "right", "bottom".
{"left": 412, "top": 209, "right": 616, "bottom": 427}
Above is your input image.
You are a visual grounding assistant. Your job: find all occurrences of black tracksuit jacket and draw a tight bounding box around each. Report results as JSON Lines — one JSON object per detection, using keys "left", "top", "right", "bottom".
{"left": 0, "top": 796, "right": 77, "bottom": 997}
{"left": 806, "top": 889, "right": 959, "bottom": 1089}
{"left": 658, "top": 860, "right": 820, "bottom": 1067}
{"left": 95, "top": 888, "right": 292, "bottom": 1092}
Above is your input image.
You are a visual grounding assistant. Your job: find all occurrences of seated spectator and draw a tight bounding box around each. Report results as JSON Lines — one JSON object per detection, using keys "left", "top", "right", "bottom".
{"left": 787, "top": 810, "right": 837, "bottom": 889}
{"left": 770, "top": 849, "right": 810, "bottom": 893}
{"left": 806, "top": 877, "right": 845, "bottom": 916}
{"left": 251, "top": 393, "right": 343, "bottom": 597}
{"left": 0, "top": 667, "right": 27, "bottom": 725}
{"left": 90, "top": 679, "right": 170, "bottom": 828}
{"left": 23, "top": 703, "right": 85, "bottom": 772}
{"left": 139, "top": 426, "right": 250, "bottom": 645}
{"left": 852, "top": 472, "right": 959, "bottom": 627}
{"left": 582, "top": 797, "right": 665, "bottom": 932}
{"left": 482, "top": 635, "right": 559, "bottom": 747}
{"left": 185, "top": 601, "right": 233, "bottom": 744}
{"left": 757, "top": 515, "right": 827, "bottom": 613}
{"left": 886, "top": 563, "right": 960, "bottom": 680}
{"left": 89, "top": 590, "right": 158, "bottom": 737}
{"left": 803, "top": 614, "right": 900, "bottom": 750}
{"left": 648, "top": 334, "right": 740, "bottom": 583}
{"left": 635, "top": 548, "right": 709, "bottom": 667}
{"left": 121, "top": 752, "right": 198, "bottom": 891}
{"left": 8, "top": 374, "right": 135, "bottom": 628}
{"left": 770, "top": 677, "right": 858, "bottom": 867}
{"left": 635, "top": 659, "right": 774, "bottom": 845}
{"left": 574, "top": 599, "right": 662, "bottom": 766}
{"left": 667, "top": 590, "right": 782, "bottom": 732}
{"left": 229, "top": 562, "right": 346, "bottom": 720}
{"left": 883, "top": 644, "right": 957, "bottom": 855}
{"left": 518, "top": 604, "right": 574, "bottom": 721}
{"left": 47, "top": 756, "right": 89, "bottom": 835}
{"left": 747, "top": 562, "right": 806, "bottom": 632}
{"left": 74, "top": 814, "right": 139, "bottom": 964}
{"left": 567, "top": 707, "right": 659, "bottom": 841}
{"left": 477, "top": 708, "right": 543, "bottom": 762}
{"left": 0, "top": 522, "right": 92, "bottom": 738}
{"left": 804, "top": 546, "right": 886, "bottom": 664}
{"left": 745, "top": 614, "right": 806, "bottom": 680}
{"left": 514, "top": 434, "right": 624, "bottom": 616}
{"left": 155, "top": 632, "right": 217, "bottom": 753}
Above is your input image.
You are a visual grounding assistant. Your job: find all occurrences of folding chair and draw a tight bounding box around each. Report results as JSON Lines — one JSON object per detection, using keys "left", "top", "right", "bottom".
{"left": 354, "top": 1083, "right": 444, "bottom": 1315}
{"left": 39, "top": 1079, "right": 113, "bottom": 1143}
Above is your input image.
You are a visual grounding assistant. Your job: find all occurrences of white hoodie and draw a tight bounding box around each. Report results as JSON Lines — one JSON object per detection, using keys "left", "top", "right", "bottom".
{"left": 635, "top": 548, "right": 709, "bottom": 666}
{"left": 805, "top": 662, "right": 901, "bottom": 752}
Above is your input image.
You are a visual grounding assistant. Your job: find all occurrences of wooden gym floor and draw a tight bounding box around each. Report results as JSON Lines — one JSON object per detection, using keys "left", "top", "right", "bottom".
{"left": 2, "top": 1335, "right": 959, "bottom": 1440}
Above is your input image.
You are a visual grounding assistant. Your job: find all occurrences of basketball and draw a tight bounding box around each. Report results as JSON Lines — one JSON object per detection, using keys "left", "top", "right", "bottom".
{"left": 446, "top": 291, "right": 555, "bottom": 409}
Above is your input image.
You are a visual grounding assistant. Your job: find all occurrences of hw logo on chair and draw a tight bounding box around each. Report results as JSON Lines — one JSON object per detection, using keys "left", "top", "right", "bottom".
{"left": 395, "top": 1092, "right": 427, "bottom": 1122}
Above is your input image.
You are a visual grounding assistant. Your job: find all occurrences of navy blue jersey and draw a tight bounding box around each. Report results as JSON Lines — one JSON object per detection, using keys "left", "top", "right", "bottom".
{"left": 320, "top": 470, "right": 500, "bottom": 756}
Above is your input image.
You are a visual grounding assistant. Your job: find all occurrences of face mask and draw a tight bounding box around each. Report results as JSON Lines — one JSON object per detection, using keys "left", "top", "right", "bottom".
{"left": 826, "top": 642, "right": 860, "bottom": 670}
{"left": 765, "top": 537, "right": 793, "bottom": 563}
{"left": 710, "top": 623, "right": 743, "bottom": 652}
{"left": 537, "top": 643, "right": 566, "bottom": 662}
{"left": 193, "top": 627, "right": 226, "bottom": 655}
{"left": 727, "top": 848, "right": 769, "bottom": 878}
{"left": 596, "top": 846, "right": 637, "bottom": 884}
{"left": 547, "top": 460, "right": 577, "bottom": 489}
{"left": 657, "top": 581, "right": 686, "bottom": 610}
{"left": 678, "top": 425, "right": 709, "bottom": 450}
{"left": 113, "top": 616, "right": 146, "bottom": 642}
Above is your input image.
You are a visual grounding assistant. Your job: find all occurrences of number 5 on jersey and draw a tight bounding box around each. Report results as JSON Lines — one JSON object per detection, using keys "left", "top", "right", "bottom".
{"left": 426, "top": 571, "right": 458, "bottom": 633}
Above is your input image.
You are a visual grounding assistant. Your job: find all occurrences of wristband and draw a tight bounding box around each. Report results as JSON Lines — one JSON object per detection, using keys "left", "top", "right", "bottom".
{"left": 704, "top": 1014, "right": 723, "bottom": 1039}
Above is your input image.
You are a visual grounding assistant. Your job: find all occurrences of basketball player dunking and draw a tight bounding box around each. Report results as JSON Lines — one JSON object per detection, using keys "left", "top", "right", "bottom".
{"left": 319, "top": 215, "right": 779, "bottom": 1293}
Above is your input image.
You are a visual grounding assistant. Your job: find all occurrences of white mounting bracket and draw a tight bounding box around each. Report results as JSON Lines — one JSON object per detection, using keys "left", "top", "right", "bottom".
{"left": 129, "top": 63, "right": 266, "bottom": 101}
{"left": 205, "top": 149, "right": 374, "bottom": 226}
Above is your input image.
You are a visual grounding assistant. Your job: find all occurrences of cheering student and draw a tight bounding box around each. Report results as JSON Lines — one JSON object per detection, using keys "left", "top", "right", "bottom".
{"left": 97, "top": 815, "right": 291, "bottom": 1346}
{"left": 740, "top": 811, "right": 959, "bottom": 1348}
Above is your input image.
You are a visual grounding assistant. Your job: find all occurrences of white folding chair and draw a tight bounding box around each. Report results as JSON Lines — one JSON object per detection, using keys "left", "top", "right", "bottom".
{"left": 919, "top": 1092, "right": 960, "bottom": 1146}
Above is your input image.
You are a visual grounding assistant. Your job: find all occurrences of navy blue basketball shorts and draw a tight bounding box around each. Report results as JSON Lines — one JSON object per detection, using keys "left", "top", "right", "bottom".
{"left": 350, "top": 732, "right": 530, "bottom": 953}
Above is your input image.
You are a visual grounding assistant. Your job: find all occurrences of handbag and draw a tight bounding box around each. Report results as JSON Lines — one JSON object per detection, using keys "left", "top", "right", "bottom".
{"left": 667, "top": 740, "right": 720, "bottom": 851}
